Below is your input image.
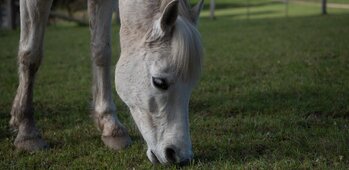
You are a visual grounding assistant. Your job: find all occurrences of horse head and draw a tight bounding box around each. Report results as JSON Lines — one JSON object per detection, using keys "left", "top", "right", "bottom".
{"left": 116, "top": 0, "right": 204, "bottom": 165}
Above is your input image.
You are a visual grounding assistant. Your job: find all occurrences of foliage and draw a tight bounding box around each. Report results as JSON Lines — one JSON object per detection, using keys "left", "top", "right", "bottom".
{"left": 51, "top": 0, "right": 87, "bottom": 16}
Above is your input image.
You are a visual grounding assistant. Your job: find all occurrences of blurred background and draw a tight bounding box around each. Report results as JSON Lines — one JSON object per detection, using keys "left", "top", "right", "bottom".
{"left": 1, "top": 0, "right": 348, "bottom": 29}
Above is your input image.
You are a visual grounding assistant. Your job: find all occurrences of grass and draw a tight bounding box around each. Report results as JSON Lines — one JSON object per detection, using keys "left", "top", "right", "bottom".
{"left": 303, "top": 0, "right": 349, "bottom": 4}
{"left": 200, "top": 0, "right": 349, "bottom": 19}
{"left": 1, "top": 1, "right": 349, "bottom": 169}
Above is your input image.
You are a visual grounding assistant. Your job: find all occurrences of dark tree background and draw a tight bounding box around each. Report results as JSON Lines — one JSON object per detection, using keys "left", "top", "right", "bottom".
{"left": 51, "top": 0, "right": 87, "bottom": 17}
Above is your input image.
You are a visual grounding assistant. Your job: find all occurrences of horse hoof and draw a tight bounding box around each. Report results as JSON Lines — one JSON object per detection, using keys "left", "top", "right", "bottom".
{"left": 101, "top": 126, "right": 132, "bottom": 151}
{"left": 14, "top": 137, "right": 48, "bottom": 152}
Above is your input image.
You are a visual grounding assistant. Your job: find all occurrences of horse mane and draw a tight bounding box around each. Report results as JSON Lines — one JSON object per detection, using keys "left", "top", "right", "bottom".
{"left": 165, "top": 0, "right": 203, "bottom": 83}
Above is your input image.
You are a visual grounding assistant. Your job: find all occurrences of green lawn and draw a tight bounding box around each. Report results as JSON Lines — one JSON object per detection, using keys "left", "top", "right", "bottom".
{"left": 200, "top": 0, "right": 349, "bottom": 19}
{"left": 1, "top": 2, "right": 349, "bottom": 169}
{"left": 303, "top": 0, "right": 349, "bottom": 4}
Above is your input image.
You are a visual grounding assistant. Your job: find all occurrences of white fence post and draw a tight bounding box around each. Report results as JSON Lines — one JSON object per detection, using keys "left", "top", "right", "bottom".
{"left": 285, "top": 0, "right": 289, "bottom": 17}
{"left": 210, "top": 0, "right": 215, "bottom": 19}
{"left": 246, "top": 0, "right": 250, "bottom": 20}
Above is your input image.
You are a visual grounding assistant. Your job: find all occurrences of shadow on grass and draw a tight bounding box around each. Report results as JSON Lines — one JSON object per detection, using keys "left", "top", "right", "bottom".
{"left": 194, "top": 142, "right": 269, "bottom": 164}
{"left": 191, "top": 89, "right": 348, "bottom": 165}
{"left": 0, "top": 110, "right": 13, "bottom": 141}
{"left": 192, "top": 54, "right": 349, "bottom": 164}
{"left": 0, "top": 100, "right": 140, "bottom": 149}
{"left": 0, "top": 125, "right": 13, "bottom": 142}
{"left": 238, "top": 89, "right": 348, "bottom": 117}
{"left": 192, "top": 87, "right": 349, "bottom": 118}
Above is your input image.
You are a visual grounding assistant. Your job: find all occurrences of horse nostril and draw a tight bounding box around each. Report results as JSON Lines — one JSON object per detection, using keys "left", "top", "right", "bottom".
{"left": 165, "top": 147, "right": 177, "bottom": 163}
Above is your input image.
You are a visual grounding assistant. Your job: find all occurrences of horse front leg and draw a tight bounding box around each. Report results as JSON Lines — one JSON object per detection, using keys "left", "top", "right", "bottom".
{"left": 10, "top": 0, "right": 53, "bottom": 151}
{"left": 88, "top": 0, "right": 131, "bottom": 150}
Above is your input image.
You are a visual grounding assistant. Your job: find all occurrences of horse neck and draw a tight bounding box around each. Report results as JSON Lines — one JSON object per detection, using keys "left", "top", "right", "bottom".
{"left": 119, "top": 0, "right": 192, "bottom": 49}
{"left": 119, "top": 0, "right": 159, "bottom": 33}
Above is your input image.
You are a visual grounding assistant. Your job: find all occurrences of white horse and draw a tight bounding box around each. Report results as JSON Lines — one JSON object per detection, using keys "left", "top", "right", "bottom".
{"left": 10, "top": 0, "right": 203, "bottom": 165}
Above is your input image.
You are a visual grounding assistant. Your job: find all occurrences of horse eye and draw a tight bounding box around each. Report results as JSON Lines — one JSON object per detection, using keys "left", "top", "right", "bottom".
{"left": 152, "top": 77, "right": 169, "bottom": 90}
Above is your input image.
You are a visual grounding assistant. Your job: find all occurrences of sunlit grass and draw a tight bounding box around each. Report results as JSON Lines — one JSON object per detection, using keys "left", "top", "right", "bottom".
{"left": 201, "top": 1, "right": 349, "bottom": 19}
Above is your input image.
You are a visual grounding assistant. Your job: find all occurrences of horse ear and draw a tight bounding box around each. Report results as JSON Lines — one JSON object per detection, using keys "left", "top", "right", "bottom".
{"left": 160, "top": 0, "right": 179, "bottom": 32}
{"left": 191, "top": 0, "right": 204, "bottom": 25}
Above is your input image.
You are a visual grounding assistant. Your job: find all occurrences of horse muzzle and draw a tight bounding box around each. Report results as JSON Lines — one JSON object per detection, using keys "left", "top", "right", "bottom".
{"left": 146, "top": 145, "right": 193, "bottom": 166}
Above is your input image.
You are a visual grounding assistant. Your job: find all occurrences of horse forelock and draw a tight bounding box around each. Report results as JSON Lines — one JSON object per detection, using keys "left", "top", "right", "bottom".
{"left": 170, "top": 16, "right": 203, "bottom": 83}
{"left": 145, "top": 0, "right": 202, "bottom": 82}
{"left": 120, "top": 0, "right": 203, "bottom": 83}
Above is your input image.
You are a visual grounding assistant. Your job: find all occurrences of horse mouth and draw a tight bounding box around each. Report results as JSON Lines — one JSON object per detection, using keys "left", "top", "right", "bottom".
{"left": 147, "top": 150, "right": 160, "bottom": 164}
